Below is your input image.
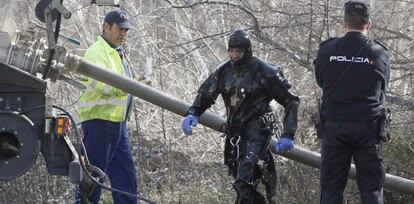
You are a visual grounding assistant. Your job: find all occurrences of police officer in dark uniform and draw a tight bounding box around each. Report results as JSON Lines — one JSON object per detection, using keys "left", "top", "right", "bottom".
{"left": 314, "top": 1, "right": 390, "bottom": 203}
{"left": 181, "top": 30, "right": 299, "bottom": 204}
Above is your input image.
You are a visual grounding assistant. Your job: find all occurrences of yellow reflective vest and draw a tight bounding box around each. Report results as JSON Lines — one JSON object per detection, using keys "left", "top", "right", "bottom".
{"left": 78, "top": 36, "right": 131, "bottom": 122}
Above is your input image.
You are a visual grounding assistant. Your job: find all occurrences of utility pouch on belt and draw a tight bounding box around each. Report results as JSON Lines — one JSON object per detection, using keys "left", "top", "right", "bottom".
{"left": 315, "top": 117, "right": 324, "bottom": 139}
{"left": 379, "top": 108, "right": 392, "bottom": 142}
{"left": 315, "top": 98, "right": 324, "bottom": 139}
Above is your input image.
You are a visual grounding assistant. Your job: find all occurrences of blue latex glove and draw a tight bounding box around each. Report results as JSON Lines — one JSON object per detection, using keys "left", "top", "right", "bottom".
{"left": 275, "top": 137, "right": 294, "bottom": 152}
{"left": 182, "top": 114, "right": 199, "bottom": 135}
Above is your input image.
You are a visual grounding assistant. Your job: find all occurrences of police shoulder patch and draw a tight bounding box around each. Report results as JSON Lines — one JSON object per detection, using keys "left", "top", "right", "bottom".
{"left": 319, "top": 37, "right": 338, "bottom": 47}
{"left": 373, "top": 39, "right": 389, "bottom": 51}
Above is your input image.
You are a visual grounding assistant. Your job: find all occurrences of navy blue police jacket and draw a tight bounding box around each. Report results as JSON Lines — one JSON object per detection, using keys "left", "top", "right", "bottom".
{"left": 314, "top": 31, "right": 390, "bottom": 121}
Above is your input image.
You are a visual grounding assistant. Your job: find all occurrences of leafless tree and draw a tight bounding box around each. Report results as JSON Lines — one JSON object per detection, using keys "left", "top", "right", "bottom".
{"left": 1, "top": 0, "right": 413, "bottom": 203}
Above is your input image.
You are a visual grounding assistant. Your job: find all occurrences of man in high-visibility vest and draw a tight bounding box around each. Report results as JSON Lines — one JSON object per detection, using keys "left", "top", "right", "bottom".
{"left": 75, "top": 9, "right": 137, "bottom": 204}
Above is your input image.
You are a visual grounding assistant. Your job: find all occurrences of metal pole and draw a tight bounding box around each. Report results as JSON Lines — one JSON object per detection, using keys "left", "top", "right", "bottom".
{"left": 65, "top": 54, "right": 414, "bottom": 195}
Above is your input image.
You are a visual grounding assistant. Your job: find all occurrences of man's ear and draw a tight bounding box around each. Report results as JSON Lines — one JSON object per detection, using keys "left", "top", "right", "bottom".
{"left": 103, "top": 22, "right": 110, "bottom": 33}
{"left": 343, "top": 18, "right": 348, "bottom": 31}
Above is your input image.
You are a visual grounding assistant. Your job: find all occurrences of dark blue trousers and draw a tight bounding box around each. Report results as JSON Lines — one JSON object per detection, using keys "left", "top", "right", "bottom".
{"left": 320, "top": 120, "right": 384, "bottom": 204}
{"left": 75, "top": 119, "right": 137, "bottom": 204}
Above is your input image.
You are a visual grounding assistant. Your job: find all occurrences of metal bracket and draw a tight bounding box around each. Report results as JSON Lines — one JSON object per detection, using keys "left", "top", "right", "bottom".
{"left": 43, "top": 0, "right": 71, "bottom": 49}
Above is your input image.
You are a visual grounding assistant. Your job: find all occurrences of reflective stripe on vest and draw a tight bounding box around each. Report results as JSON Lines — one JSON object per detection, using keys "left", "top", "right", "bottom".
{"left": 85, "top": 80, "right": 113, "bottom": 95}
{"left": 78, "top": 98, "right": 127, "bottom": 108}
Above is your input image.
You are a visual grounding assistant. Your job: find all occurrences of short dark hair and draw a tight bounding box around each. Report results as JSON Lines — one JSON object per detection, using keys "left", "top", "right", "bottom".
{"left": 102, "top": 22, "right": 114, "bottom": 35}
{"left": 344, "top": 1, "right": 370, "bottom": 30}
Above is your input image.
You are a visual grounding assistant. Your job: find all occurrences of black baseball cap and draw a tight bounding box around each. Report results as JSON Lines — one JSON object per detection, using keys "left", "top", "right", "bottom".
{"left": 345, "top": 1, "right": 370, "bottom": 17}
{"left": 104, "top": 10, "right": 132, "bottom": 29}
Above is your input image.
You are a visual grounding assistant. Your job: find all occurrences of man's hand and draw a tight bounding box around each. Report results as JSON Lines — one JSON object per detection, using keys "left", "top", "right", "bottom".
{"left": 275, "top": 137, "right": 294, "bottom": 152}
{"left": 134, "top": 76, "right": 152, "bottom": 85}
{"left": 182, "top": 114, "right": 198, "bottom": 135}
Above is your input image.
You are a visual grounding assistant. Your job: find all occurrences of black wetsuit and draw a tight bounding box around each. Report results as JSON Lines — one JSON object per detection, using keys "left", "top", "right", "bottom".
{"left": 187, "top": 56, "right": 299, "bottom": 204}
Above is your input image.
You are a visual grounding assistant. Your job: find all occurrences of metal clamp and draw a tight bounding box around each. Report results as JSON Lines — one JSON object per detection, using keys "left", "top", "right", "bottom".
{"left": 261, "top": 112, "right": 276, "bottom": 124}
{"left": 230, "top": 135, "right": 240, "bottom": 147}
